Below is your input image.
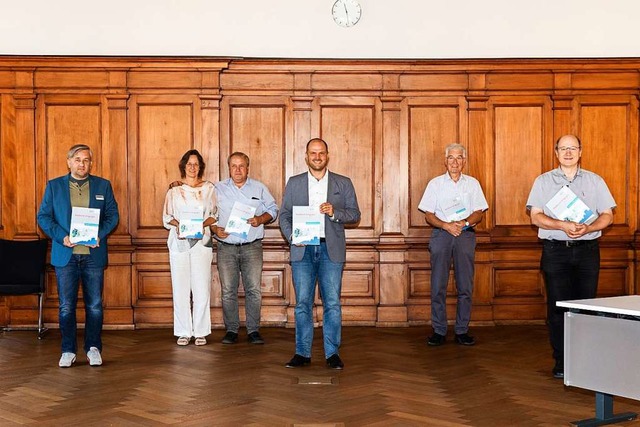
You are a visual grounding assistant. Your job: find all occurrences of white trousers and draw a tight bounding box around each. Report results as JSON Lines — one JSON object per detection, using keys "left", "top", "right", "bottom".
{"left": 169, "top": 243, "right": 213, "bottom": 337}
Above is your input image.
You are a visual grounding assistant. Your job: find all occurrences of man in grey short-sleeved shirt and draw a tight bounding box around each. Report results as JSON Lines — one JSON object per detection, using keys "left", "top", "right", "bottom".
{"left": 526, "top": 134, "right": 615, "bottom": 379}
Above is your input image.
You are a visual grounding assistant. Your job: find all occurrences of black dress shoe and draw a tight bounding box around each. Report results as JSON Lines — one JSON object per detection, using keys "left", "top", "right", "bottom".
{"left": 326, "top": 354, "right": 344, "bottom": 370}
{"left": 427, "top": 333, "right": 446, "bottom": 346}
{"left": 286, "top": 354, "right": 311, "bottom": 368}
{"left": 552, "top": 360, "right": 564, "bottom": 379}
{"left": 247, "top": 331, "right": 265, "bottom": 345}
{"left": 455, "top": 333, "right": 476, "bottom": 346}
{"left": 221, "top": 331, "right": 238, "bottom": 344}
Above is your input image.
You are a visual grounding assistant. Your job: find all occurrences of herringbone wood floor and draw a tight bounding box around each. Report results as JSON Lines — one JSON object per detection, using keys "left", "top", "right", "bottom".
{"left": 0, "top": 326, "right": 638, "bottom": 426}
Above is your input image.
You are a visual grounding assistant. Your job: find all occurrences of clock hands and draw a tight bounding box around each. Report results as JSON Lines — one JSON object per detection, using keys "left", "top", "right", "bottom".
{"left": 332, "top": 0, "right": 360, "bottom": 27}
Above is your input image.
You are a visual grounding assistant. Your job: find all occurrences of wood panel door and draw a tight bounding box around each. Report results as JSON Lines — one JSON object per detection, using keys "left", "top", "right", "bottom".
{"left": 406, "top": 96, "right": 468, "bottom": 238}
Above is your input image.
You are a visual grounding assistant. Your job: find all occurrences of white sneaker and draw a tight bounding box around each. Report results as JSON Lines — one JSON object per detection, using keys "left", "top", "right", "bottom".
{"left": 59, "top": 352, "right": 76, "bottom": 368}
{"left": 86, "top": 347, "right": 102, "bottom": 366}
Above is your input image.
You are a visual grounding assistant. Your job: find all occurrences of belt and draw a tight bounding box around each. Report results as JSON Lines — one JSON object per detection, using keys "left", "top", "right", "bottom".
{"left": 544, "top": 239, "right": 596, "bottom": 247}
{"left": 216, "top": 239, "right": 262, "bottom": 247}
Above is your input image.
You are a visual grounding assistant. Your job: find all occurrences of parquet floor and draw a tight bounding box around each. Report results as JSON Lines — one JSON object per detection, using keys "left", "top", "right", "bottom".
{"left": 1, "top": 325, "right": 639, "bottom": 426}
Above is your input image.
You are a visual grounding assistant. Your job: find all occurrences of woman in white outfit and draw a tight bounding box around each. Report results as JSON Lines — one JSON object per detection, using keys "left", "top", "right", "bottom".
{"left": 163, "top": 150, "right": 217, "bottom": 346}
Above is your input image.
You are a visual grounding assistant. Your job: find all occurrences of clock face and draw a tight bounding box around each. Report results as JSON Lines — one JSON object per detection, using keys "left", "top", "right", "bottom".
{"left": 332, "top": 0, "right": 362, "bottom": 28}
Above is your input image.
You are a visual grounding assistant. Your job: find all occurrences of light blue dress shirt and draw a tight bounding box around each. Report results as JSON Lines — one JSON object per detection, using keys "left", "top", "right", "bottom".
{"left": 214, "top": 177, "right": 278, "bottom": 244}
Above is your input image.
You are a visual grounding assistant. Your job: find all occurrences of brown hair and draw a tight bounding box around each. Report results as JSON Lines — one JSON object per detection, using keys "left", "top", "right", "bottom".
{"left": 178, "top": 149, "right": 205, "bottom": 179}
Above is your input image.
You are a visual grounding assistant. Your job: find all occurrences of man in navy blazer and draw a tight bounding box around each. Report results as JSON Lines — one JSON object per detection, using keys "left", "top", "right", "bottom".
{"left": 280, "top": 138, "right": 360, "bottom": 370}
{"left": 37, "top": 144, "right": 119, "bottom": 368}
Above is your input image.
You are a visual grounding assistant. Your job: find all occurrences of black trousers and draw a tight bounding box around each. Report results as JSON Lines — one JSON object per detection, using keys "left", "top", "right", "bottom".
{"left": 541, "top": 239, "right": 600, "bottom": 362}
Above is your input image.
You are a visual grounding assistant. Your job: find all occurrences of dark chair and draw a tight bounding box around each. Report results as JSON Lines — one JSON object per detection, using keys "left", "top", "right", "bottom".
{"left": 0, "top": 238, "right": 49, "bottom": 339}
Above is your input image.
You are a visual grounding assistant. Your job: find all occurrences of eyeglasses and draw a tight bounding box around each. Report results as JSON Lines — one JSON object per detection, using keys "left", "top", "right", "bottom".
{"left": 556, "top": 146, "right": 580, "bottom": 153}
{"left": 446, "top": 156, "right": 465, "bottom": 162}
{"left": 186, "top": 163, "right": 200, "bottom": 169}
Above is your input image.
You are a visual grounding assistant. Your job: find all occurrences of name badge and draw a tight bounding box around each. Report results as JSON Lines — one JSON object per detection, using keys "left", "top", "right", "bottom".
{"left": 96, "top": 195, "right": 104, "bottom": 201}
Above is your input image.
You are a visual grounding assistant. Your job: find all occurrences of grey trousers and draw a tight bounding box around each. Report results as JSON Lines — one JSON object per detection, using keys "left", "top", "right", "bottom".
{"left": 217, "top": 240, "right": 263, "bottom": 334}
{"left": 428, "top": 228, "right": 476, "bottom": 335}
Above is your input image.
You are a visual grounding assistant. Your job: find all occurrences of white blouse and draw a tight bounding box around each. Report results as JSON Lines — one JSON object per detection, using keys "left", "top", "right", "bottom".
{"left": 163, "top": 181, "right": 217, "bottom": 252}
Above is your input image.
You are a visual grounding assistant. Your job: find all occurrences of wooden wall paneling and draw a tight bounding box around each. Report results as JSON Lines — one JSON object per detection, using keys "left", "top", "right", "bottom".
{"left": 465, "top": 80, "right": 495, "bottom": 321}
{"left": 310, "top": 96, "right": 381, "bottom": 325}
{"left": 200, "top": 95, "right": 222, "bottom": 184}
{"left": 575, "top": 94, "right": 638, "bottom": 297}
{"left": 128, "top": 94, "right": 202, "bottom": 243}
{"left": 576, "top": 95, "right": 638, "bottom": 239}
{"left": 128, "top": 94, "right": 203, "bottom": 325}
{"left": 404, "top": 96, "right": 470, "bottom": 324}
{"left": 34, "top": 93, "right": 134, "bottom": 328}
{"left": 598, "top": 247, "right": 634, "bottom": 296}
{"left": 101, "top": 93, "right": 134, "bottom": 327}
{"left": 491, "top": 246, "right": 546, "bottom": 322}
{"left": 467, "top": 73, "right": 490, "bottom": 234}
{"left": 255, "top": 261, "right": 288, "bottom": 325}
{"left": 404, "top": 243, "right": 429, "bottom": 323}
{"left": 220, "top": 96, "right": 289, "bottom": 215}
{"left": 36, "top": 94, "right": 103, "bottom": 186}
{"left": 377, "top": 77, "right": 409, "bottom": 325}
{"left": 102, "top": 249, "right": 134, "bottom": 328}
{"left": 404, "top": 247, "right": 492, "bottom": 325}
{"left": 200, "top": 90, "right": 222, "bottom": 321}
{"left": 488, "top": 95, "right": 553, "bottom": 321}
{"left": 13, "top": 94, "right": 39, "bottom": 239}
{"left": 291, "top": 72, "right": 313, "bottom": 177}
{"left": 104, "top": 94, "right": 131, "bottom": 244}
{"left": 103, "top": 89, "right": 134, "bottom": 327}
{"left": 287, "top": 80, "right": 314, "bottom": 325}
{"left": 0, "top": 93, "right": 6, "bottom": 325}
{"left": 407, "top": 264, "right": 429, "bottom": 324}
{"left": 218, "top": 95, "right": 292, "bottom": 325}
{"left": 491, "top": 96, "right": 553, "bottom": 237}
{"left": 313, "top": 96, "right": 382, "bottom": 240}
{"left": 406, "top": 97, "right": 467, "bottom": 237}
{"left": 380, "top": 80, "right": 404, "bottom": 236}
{"left": 35, "top": 70, "right": 109, "bottom": 91}
{"left": 132, "top": 249, "right": 173, "bottom": 327}
{"left": 35, "top": 94, "right": 103, "bottom": 325}
{"left": 0, "top": 93, "right": 7, "bottom": 236}
{"left": 290, "top": 97, "right": 313, "bottom": 176}
{"left": 2, "top": 57, "right": 640, "bottom": 329}
{"left": 552, "top": 72, "right": 573, "bottom": 140}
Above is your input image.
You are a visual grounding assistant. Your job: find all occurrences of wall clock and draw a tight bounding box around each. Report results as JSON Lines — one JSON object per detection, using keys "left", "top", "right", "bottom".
{"left": 332, "top": 0, "right": 362, "bottom": 28}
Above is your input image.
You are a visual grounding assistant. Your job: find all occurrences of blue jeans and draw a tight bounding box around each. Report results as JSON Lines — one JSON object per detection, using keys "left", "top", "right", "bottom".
{"left": 291, "top": 242, "right": 344, "bottom": 359}
{"left": 55, "top": 254, "right": 104, "bottom": 354}
{"left": 217, "top": 240, "right": 263, "bottom": 334}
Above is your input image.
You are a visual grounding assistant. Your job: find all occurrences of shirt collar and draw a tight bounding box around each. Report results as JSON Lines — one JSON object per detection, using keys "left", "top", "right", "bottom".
{"left": 552, "top": 165, "right": 582, "bottom": 180}
{"left": 307, "top": 170, "right": 329, "bottom": 183}
{"left": 444, "top": 172, "right": 466, "bottom": 183}
{"left": 225, "top": 177, "right": 250, "bottom": 189}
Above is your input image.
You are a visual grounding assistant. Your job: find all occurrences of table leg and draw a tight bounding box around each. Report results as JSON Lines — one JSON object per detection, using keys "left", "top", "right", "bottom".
{"left": 571, "top": 392, "right": 637, "bottom": 427}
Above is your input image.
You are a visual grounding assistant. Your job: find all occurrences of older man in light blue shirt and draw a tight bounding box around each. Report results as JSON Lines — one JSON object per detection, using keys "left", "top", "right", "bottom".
{"left": 212, "top": 152, "right": 278, "bottom": 345}
{"left": 418, "top": 143, "right": 488, "bottom": 347}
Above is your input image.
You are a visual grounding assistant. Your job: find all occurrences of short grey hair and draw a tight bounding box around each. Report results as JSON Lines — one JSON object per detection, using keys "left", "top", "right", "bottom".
{"left": 67, "top": 144, "right": 93, "bottom": 160}
{"left": 445, "top": 143, "right": 466, "bottom": 158}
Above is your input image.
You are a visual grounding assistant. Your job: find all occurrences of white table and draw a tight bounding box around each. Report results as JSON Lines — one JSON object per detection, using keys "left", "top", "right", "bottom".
{"left": 557, "top": 295, "right": 640, "bottom": 426}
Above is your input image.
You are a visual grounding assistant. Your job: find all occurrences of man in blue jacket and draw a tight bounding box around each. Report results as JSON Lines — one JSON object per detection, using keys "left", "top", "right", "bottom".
{"left": 280, "top": 138, "right": 360, "bottom": 370}
{"left": 37, "top": 144, "right": 119, "bottom": 368}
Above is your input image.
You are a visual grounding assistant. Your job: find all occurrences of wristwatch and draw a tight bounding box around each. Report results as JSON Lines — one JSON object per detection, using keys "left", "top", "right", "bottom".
{"left": 465, "top": 221, "right": 470, "bottom": 227}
